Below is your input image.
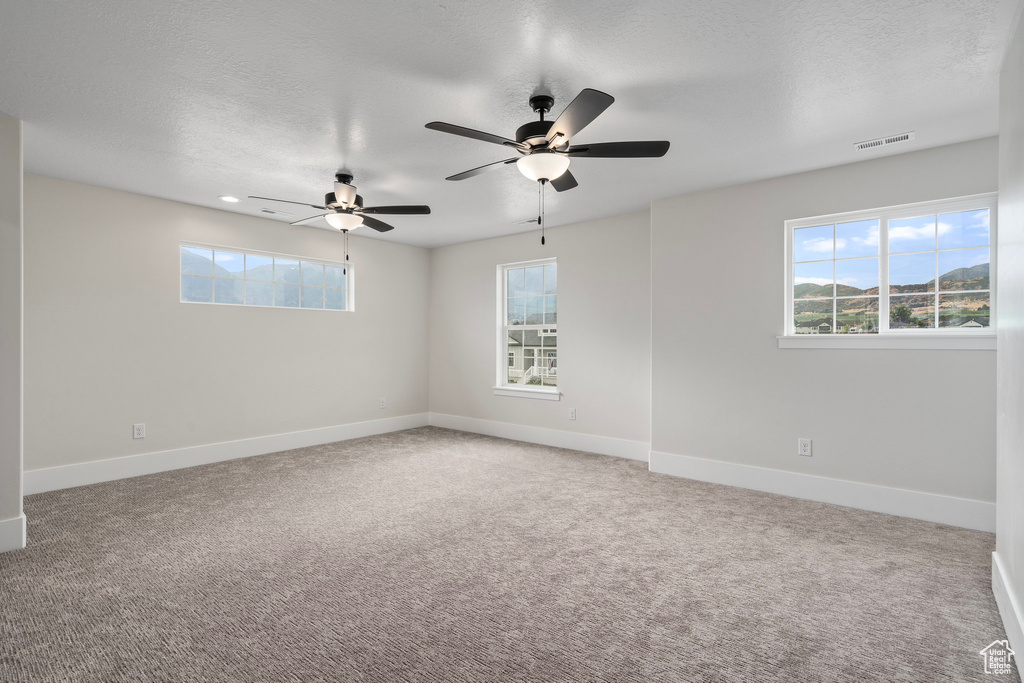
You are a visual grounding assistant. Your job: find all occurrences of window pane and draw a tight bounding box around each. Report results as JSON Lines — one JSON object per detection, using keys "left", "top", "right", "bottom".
{"left": 888, "top": 215, "right": 935, "bottom": 254}
{"left": 794, "top": 262, "right": 833, "bottom": 299}
{"left": 246, "top": 281, "right": 273, "bottom": 306}
{"left": 274, "top": 283, "right": 300, "bottom": 307}
{"left": 506, "top": 330, "right": 524, "bottom": 384}
{"left": 793, "top": 225, "right": 833, "bottom": 262}
{"left": 274, "top": 259, "right": 300, "bottom": 284}
{"left": 325, "top": 287, "right": 346, "bottom": 310}
{"left": 525, "top": 266, "right": 544, "bottom": 296}
{"left": 214, "top": 251, "right": 244, "bottom": 278}
{"left": 889, "top": 294, "right": 935, "bottom": 329}
{"left": 507, "top": 298, "right": 524, "bottom": 325}
{"left": 507, "top": 268, "right": 525, "bottom": 297}
{"left": 544, "top": 295, "right": 557, "bottom": 324}
{"left": 181, "top": 275, "right": 213, "bottom": 302}
{"left": 889, "top": 253, "right": 935, "bottom": 293}
{"left": 835, "top": 219, "right": 879, "bottom": 259}
{"left": 246, "top": 254, "right": 274, "bottom": 281}
{"left": 214, "top": 277, "right": 243, "bottom": 304}
{"left": 525, "top": 296, "right": 544, "bottom": 324}
{"left": 938, "top": 248, "right": 989, "bottom": 291}
{"left": 939, "top": 292, "right": 990, "bottom": 328}
{"left": 836, "top": 258, "right": 878, "bottom": 296}
{"left": 835, "top": 297, "right": 878, "bottom": 334}
{"left": 181, "top": 247, "right": 213, "bottom": 276}
{"left": 301, "top": 286, "right": 324, "bottom": 309}
{"left": 544, "top": 264, "right": 557, "bottom": 294}
{"left": 324, "top": 264, "right": 346, "bottom": 288}
{"left": 793, "top": 299, "right": 833, "bottom": 334}
{"left": 938, "top": 209, "right": 990, "bottom": 250}
{"left": 301, "top": 262, "right": 324, "bottom": 287}
{"left": 540, "top": 340, "right": 557, "bottom": 387}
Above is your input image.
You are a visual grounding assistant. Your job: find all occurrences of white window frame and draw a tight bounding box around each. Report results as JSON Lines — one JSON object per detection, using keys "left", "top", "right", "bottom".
{"left": 180, "top": 241, "right": 354, "bottom": 312}
{"left": 781, "top": 193, "right": 996, "bottom": 350}
{"left": 494, "top": 257, "right": 560, "bottom": 400}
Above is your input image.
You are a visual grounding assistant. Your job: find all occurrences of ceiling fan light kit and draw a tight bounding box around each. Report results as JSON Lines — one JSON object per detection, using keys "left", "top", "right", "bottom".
{"left": 516, "top": 152, "right": 570, "bottom": 181}
{"left": 324, "top": 212, "right": 364, "bottom": 231}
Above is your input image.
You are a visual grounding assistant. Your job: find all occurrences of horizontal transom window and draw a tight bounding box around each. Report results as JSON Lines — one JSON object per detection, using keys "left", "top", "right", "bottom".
{"left": 180, "top": 243, "right": 351, "bottom": 311}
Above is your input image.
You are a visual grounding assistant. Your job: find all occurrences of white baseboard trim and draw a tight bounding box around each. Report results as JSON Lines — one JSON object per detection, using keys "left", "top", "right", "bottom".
{"left": 994, "top": 551, "right": 1024, "bottom": 676}
{"left": 649, "top": 450, "right": 995, "bottom": 532}
{"left": 0, "top": 514, "right": 26, "bottom": 553}
{"left": 24, "top": 413, "right": 430, "bottom": 495}
{"left": 428, "top": 413, "right": 650, "bottom": 462}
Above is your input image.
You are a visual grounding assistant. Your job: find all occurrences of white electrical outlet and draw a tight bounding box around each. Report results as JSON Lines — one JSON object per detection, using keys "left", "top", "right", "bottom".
{"left": 797, "top": 438, "right": 812, "bottom": 456}
{"left": 569, "top": 409, "right": 576, "bottom": 421}
{"left": 133, "top": 423, "right": 146, "bottom": 439}
{"left": 379, "top": 398, "right": 386, "bottom": 409}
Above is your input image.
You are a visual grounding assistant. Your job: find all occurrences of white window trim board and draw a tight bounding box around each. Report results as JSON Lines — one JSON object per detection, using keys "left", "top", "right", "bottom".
{"left": 778, "top": 334, "right": 996, "bottom": 350}
{"left": 492, "top": 385, "right": 561, "bottom": 400}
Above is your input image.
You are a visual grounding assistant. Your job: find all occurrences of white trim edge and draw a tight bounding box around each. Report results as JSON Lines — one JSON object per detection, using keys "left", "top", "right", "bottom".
{"left": 778, "top": 334, "right": 996, "bottom": 350}
{"left": 994, "top": 551, "right": 1024, "bottom": 677}
{"left": 649, "top": 450, "right": 995, "bottom": 532}
{"left": 0, "top": 514, "right": 26, "bottom": 553}
{"left": 428, "top": 413, "right": 649, "bottom": 462}
{"left": 492, "top": 386, "right": 561, "bottom": 401}
{"left": 24, "top": 413, "right": 430, "bottom": 495}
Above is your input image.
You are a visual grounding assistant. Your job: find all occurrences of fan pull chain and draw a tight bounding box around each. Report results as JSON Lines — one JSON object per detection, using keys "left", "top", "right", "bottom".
{"left": 343, "top": 229, "right": 349, "bottom": 261}
{"left": 539, "top": 179, "right": 546, "bottom": 246}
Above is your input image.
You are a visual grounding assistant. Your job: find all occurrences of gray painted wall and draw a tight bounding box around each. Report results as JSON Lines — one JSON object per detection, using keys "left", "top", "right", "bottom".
{"left": 996, "top": 10, "right": 1024, "bottom": 657}
{"left": 23, "top": 175, "right": 429, "bottom": 471}
{"left": 428, "top": 212, "right": 651, "bottom": 446}
{"left": 651, "top": 137, "right": 998, "bottom": 502}
{"left": 0, "top": 113, "right": 23, "bottom": 548}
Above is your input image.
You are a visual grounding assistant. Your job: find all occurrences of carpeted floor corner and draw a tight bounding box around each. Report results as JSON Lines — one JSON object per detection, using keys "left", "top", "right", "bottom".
{"left": 0, "top": 426, "right": 1016, "bottom": 682}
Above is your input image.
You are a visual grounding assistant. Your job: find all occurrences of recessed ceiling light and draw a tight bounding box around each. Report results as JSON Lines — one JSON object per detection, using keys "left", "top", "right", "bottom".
{"left": 219, "top": 195, "right": 240, "bottom": 203}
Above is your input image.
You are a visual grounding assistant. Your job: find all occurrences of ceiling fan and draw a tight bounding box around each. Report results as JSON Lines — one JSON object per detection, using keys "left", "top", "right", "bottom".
{"left": 425, "top": 88, "right": 670, "bottom": 191}
{"left": 249, "top": 174, "right": 431, "bottom": 233}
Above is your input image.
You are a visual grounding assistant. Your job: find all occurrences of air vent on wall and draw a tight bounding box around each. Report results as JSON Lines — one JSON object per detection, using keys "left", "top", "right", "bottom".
{"left": 854, "top": 131, "right": 915, "bottom": 151}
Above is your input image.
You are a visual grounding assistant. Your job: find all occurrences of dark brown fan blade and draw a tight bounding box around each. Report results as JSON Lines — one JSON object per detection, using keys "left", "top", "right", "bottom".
{"left": 359, "top": 205, "right": 431, "bottom": 215}
{"left": 564, "top": 141, "right": 670, "bottom": 158}
{"left": 426, "top": 122, "right": 527, "bottom": 150}
{"left": 290, "top": 214, "right": 328, "bottom": 226}
{"left": 446, "top": 157, "right": 519, "bottom": 181}
{"left": 545, "top": 89, "right": 614, "bottom": 147}
{"left": 551, "top": 170, "right": 578, "bottom": 192}
{"left": 248, "top": 196, "right": 330, "bottom": 210}
{"left": 359, "top": 215, "right": 395, "bottom": 233}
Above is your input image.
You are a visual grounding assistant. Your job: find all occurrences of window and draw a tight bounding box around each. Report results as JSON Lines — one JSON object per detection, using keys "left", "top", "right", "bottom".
{"left": 497, "top": 258, "right": 558, "bottom": 398}
{"left": 785, "top": 194, "right": 995, "bottom": 341}
{"left": 180, "top": 243, "right": 350, "bottom": 310}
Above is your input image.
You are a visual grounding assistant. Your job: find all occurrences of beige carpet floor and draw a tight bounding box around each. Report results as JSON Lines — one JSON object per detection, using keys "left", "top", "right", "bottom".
{"left": 0, "top": 426, "right": 1016, "bottom": 682}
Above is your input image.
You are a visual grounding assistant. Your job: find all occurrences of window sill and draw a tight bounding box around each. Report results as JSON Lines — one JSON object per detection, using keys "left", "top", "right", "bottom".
{"left": 493, "top": 386, "right": 561, "bottom": 401}
{"left": 777, "top": 334, "right": 995, "bottom": 350}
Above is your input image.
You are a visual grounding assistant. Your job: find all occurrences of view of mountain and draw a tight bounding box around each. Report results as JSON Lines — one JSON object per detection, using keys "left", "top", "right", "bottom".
{"left": 796, "top": 262, "right": 989, "bottom": 299}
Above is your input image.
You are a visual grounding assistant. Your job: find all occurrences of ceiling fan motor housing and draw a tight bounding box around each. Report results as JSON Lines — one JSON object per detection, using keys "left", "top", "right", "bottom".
{"left": 516, "top": 120, "right": 554, "bottom": 147}
{"left": 328, "top": 173, "right": 358, "bottom": 208}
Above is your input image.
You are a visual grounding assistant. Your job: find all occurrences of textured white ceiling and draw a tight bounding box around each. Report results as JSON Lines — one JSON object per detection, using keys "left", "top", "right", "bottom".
{"left": 0, "top": 0, "right": 1019, "bottom": 247}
